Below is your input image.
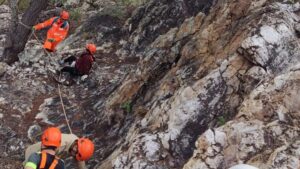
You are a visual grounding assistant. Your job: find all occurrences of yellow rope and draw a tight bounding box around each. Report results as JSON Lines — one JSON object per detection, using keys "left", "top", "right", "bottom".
{"left": 17, "top": 21, "right": 51, "bottom": 57}
{"left": 31, "top": 32, "right": 52, "bottom": 57}
{"left": 57, "top": 73, "right": 73, "bottom": 134}
{"left": 18, "top": 21, "right": 73, "bottom": 134}
{"left": 17, "top": 21, "right": 31, "bottom": 29}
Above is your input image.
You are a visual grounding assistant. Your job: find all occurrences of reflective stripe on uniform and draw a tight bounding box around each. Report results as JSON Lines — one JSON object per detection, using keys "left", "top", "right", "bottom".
{"left": 53, "top": 33, "right": 61, "bottom": 36}
{"left": 49, "top": 158, "right": 59, "bottom": 169}
{"left": 39, "top": 152, "right": 47, "bottom": 168}
{"left": 39, "top": 151, "right": 60, "bottom": 169}
{"left": 25, "top": 162, "right": 37, "bottom": 169}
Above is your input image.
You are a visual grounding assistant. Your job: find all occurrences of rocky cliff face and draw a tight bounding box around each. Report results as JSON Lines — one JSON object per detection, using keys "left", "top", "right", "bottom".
{"left": 100, "top": 0, "right": 300, "bottom": 168}
{"left": 1, "top": 0, "right": 300, "bottom": 169}
{"left": 124, "top": 0, "right": 215, "bottom": 52}
{"left": 0, "top": 5, "right": 12, "bottom": 57}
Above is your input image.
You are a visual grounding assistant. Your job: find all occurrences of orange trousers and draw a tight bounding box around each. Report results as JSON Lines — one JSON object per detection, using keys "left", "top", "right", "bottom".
{"left": 43, "top": 39, "right": 60, "bottom": 52}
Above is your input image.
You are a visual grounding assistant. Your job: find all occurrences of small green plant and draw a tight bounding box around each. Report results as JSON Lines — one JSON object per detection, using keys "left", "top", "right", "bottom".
{"left": 120, "top": 100, "right": 132, "bottom": 113}
{"left": 217, "top": 116, "right": 226, "bottom": 126}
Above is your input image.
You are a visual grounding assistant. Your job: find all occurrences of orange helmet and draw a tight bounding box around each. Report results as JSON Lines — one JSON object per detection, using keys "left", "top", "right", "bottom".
{"left": 86, "top": 44, "right": 96, "bottom": 54}
{"left": 41, "top": 127, "right": 62, "bottom": 148}
{"left": 76, "top": 138, "right": 94, "bottom": 161}
{"left": 60, "top": 10, "right": 69, "bottom": 20}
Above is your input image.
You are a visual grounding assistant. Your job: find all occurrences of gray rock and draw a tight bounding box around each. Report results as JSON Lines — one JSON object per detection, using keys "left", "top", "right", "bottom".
{"left": 0, "top": 62, "right": 8, "bottom": 76}
{"left": 294, "top": 22, "right": 300, "bottom": 38}
{"left": 0, "top": 5, "right": 12, "bottom": 57}
{"left": 27, "top": 124, "right": 42, "bottom": 142}
{"left": 126, "top": 0, "right": 215, "bottom": 52}
{"left": 65, "top": 0, "right": 80, "bottom": 6}
{"left": 0, "top": 5, "right": 12, "bottom": 33}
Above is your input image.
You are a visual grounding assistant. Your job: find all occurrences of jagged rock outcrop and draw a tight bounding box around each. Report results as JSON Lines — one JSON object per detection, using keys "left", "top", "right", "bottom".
{"left": 97, "top": 0, "right": 300, "bottom": 169}
{"left": 0, "top": 2, "right": 135, "bottom": 168}
{"left": 0, "top": 62, "right": 8, "bottom": 76}
{"left": 125, "top": 0, "right": 215, "bottom": 52}
{"left": 1, "top": 0, "right": 300, "bottom": 169}
{"left": 0, "top": 5, "right": 12, "bottom": 35}
{"left": 183, "top": 2, "right": 300, "bottom": 169}
{"left": 184, "top": 70, "right": 300, "bottom": 169}
{"left": 0, "top": 5, "right": 12, "bottom": 56}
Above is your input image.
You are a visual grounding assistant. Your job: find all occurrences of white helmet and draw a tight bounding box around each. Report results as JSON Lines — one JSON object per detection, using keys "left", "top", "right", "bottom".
{"left": 229, "top": 164, "right": 259, "bottom": 169}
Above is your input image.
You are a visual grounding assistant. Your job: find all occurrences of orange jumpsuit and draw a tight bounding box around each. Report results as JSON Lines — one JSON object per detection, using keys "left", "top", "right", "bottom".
{"left": 34, "top": 17, "right": 69, "bottom": 52}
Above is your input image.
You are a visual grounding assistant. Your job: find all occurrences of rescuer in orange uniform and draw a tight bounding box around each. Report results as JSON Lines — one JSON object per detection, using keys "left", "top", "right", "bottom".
{"left": 33, "top": 10, "right": 70, "bottom": 52}
{"left": 24, "top": 127, "right": 65, "bottom": 169}
{"left": 25, "top": 133, "right": 94, "bottom": 169}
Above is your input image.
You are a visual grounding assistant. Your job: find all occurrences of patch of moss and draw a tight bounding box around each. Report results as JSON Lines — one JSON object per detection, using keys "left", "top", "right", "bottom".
{"left": 120, "top": 100, "right": 132, "bottom": 113}
{"left": 0, "top": 0, "right": 6, "bottom": 5}
{"left": 217, "top": 116, "right": 226, "bottom": 126}
{"left": 18, "top": 0, "right": 30, "bottom": 12}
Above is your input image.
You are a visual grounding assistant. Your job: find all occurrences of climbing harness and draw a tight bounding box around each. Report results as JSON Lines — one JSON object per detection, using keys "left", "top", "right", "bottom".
{"left": 39, "top": 151, "right": 59, "bottom": 169}
{"left": 18, "top": 21, "right": 73, "bottom": 134}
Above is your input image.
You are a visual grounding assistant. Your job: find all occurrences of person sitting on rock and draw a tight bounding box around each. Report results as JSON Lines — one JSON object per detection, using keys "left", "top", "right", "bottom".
{"left": 33, "top": 10, "right": 70, "bottom": 52}
{"left": 24, "top": 127, "right": 65, "bottom": 169}
{"left": 25, "top": 133, "right": 94, "bottom": 169}
{"left": 60, "top": 43, "right": 96, "bottom": 77}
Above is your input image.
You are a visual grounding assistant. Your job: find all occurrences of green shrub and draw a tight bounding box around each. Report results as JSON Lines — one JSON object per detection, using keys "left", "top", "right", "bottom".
{"left": 217, "top": 116, "right": 226, "bottom": 126}
{"left": 120, "top": 101, "right": 132, "bottom": 113}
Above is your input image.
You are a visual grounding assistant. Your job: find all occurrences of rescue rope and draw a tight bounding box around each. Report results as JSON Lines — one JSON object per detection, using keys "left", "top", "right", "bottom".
{"left": 32, "top": 32, "right": 53, "bottom": 58}
{"left": 17, "top": 21, "right": 52, "bottom": 57}
{"left": 18, "top": 21, "right": 73, "bottom": 134}
{"left": 17, "top": 21, "right": 31, "bottom": 29}
{"left": 57, "top": 73, "right": 73, "bottom": 134}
